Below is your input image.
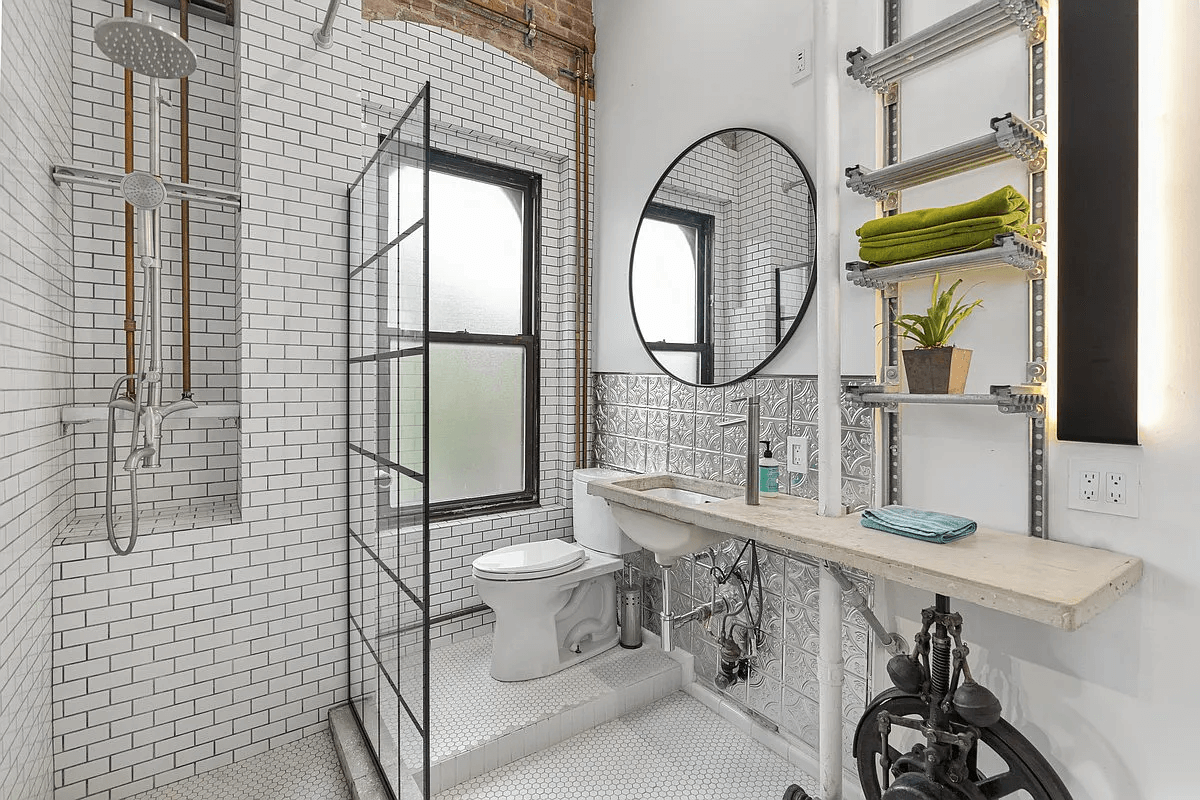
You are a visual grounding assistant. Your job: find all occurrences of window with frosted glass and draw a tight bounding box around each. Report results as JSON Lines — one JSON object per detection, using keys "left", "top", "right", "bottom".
{"left": 631, "top": 204, "right": 714, "bottom": 383}
{"left": 427, "top": 151, "right": 538, "bottom": 516}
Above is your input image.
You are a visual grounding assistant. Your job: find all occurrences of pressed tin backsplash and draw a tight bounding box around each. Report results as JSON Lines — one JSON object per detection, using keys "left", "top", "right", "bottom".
{"left": 593, "top": 372, "right": 876, "bottom": 768}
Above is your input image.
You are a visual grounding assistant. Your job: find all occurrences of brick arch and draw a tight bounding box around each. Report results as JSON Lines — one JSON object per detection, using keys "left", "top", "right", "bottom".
{"left": 362, "top": 0, "right": 594, "bottom": 93}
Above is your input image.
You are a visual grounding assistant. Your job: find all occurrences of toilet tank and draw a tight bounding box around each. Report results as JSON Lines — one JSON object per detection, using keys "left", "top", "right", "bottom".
{"left": 572, "top": 468, "right": 640, "bottom": 556}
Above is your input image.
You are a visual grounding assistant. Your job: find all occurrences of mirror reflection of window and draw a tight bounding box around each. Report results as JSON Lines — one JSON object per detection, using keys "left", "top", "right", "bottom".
{"left": 631, "top": 204, "right": 714, "bottom": 384}
{"left": 629, "top": 129, "right": 816, "bottom": 386}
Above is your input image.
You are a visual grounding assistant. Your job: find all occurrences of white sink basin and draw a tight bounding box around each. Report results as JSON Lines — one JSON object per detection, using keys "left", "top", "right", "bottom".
{"left": 641, "top": 487, "right": 723, "bottom": 505}
{"left": 590, "top": 474, "right": 741, "bottom": 566}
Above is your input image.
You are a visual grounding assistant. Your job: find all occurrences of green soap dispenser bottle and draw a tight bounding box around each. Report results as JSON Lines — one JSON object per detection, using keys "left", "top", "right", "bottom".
{"left": 759, "top": 440, "right": 779, "bottom": 498}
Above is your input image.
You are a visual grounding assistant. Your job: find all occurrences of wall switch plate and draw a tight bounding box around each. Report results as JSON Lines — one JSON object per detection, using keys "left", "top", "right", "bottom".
{"left": 791, "top": 42, "right": 813, "bottom": 84}
{"left": 1068, "top": 458, "right": 1140, "bottom": 518}
{"left": 786, "top": 435, "right": 809, "bottom": 473}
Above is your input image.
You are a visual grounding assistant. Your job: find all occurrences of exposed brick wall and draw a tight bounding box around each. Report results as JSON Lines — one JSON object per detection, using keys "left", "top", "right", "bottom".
{"left": 362, "top": 0, "right": 594, "bottom": 91}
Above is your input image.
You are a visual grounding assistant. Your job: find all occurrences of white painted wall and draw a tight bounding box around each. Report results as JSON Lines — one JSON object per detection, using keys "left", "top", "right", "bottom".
{"left": 593, "top": 1, "right": 1200, "bottom": 797}
{"left": 592, "top": 0, "right": 879, "bottom": 377}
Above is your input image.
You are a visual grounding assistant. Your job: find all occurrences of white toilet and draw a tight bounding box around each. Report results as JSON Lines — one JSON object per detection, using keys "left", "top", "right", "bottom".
{"left": 472, "top": 468, "right": 639, "bottom": 682}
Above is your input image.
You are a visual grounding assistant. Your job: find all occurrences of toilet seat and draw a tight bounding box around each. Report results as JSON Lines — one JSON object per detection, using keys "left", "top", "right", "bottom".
{"left": 472, "top": 539, "right": 587, "bottom": 581}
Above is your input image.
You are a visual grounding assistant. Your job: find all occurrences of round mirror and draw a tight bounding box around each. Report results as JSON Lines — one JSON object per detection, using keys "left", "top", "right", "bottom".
{"left": 629, "top": 128, "right": 817, "bottom": 386}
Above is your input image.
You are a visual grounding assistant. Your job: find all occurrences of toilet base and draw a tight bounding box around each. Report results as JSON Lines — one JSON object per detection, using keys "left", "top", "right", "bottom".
{"left": 490, "top": 630, "right": 619, "bottom": 682}
{"left": 479, "top": 565, "right": 622, "bottom": 683}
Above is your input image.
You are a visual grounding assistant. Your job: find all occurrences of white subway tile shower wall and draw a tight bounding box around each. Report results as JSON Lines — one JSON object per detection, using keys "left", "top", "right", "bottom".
{"left": 70, "top": 0, "right": 239, "bottom": 512}
{"left": 594, "top": 372, "right": 874, "bottom": 766}
{"left": 0, "top": 0, "right": 75, "bottom": 796}
{"left": 361, "top": 21, "right": 591, "bottom": 647}
{"left": 49, "top": 1, "right": 362, "bottom": 797}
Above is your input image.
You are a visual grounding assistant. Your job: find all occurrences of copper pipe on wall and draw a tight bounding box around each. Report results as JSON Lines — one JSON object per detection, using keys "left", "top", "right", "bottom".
{"left": 123, "top": 0, "right": 136, "bottom": 398}
{"left": 580, "top": 51, "right": 592, "bottom": 468}
{"left": 180, "top": 0, "right": 193, "bottom": 398}
{"left": 572, "top": 55, "right": 585, "bottom": 468}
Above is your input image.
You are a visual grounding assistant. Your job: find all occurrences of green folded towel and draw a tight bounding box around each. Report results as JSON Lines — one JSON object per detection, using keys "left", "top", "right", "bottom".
{"left": 860, "top": 505, "right": 977, "bottom": 543}
{"left": 856, "top": 185, "right": 1029, "bottom": 240}
{"left": 858, "top": 209, "right": 1030, "bottom": 248}
{"left": 859, "top": 223, "right": 1028, "bottom": 266}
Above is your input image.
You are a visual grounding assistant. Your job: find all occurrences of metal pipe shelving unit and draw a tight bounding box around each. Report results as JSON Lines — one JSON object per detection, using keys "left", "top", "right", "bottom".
{"left": 846, "top": 0, "right": 1045, "bottom": 91}
{"left": 847, "top": 0, "right": 1050, "bottom": 539}
{"left": 845, "top": 113, "right": 1045, "bottom": 203}
{"left": 845, "top": 231, "right": 1044, "bottom": 290}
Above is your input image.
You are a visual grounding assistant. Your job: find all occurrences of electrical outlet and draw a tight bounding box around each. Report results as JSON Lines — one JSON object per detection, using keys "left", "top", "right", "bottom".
{"left": 1068, "top": 458, "right": 1140, "bottom": 518}
{"left": 1079, "top": 471, "right": 1099, "bottom": 501}
{"left": 1105, "top": 472, "right": 1126, "bottom": 505}
{"left": 791, "top": 42, "right": 812, "bottom": 84}
{"left": 786, "top": 435, "right": 809, "bottom": 474}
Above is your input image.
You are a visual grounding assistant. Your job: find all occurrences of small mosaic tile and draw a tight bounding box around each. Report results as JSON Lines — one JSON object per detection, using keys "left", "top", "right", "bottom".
{"left": 125, "top": 732, "right": 350, "bottom": 800}
{"left": 436, "top": 692, "right": 816, "bottom": 800}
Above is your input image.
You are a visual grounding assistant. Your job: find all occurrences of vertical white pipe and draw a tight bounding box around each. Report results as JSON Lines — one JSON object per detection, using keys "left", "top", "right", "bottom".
{"left": 815, "top": 1, "right": 846, "bottom": 798}
{"left": 815, "top": 2, "right": 843, "bottom": 518}
{"left": 819, "top": 566, "right": 845, "bottom": 799}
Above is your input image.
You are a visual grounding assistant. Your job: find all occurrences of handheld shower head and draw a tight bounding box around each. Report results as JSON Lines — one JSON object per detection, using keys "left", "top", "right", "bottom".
{"left": 120, "top": 171, "right": 167, "bottom": 210}
{"left": 94, "top": 13, "right": 197, "bottom": 79}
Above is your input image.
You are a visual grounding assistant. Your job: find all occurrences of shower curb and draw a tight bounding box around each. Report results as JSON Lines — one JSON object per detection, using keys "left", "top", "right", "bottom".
{"left": 329, "top": 704, "right": 391, "bottom": 800}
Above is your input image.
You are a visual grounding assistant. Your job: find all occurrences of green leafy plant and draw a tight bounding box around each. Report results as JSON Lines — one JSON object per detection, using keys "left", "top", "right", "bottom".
{"left": 895, "top": 273, "right": 983, "bottom": 349}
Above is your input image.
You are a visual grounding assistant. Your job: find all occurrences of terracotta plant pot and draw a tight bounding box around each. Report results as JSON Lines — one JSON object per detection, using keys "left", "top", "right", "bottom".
{"left": 902, "top": 347, "right": 972, "bottom": 394}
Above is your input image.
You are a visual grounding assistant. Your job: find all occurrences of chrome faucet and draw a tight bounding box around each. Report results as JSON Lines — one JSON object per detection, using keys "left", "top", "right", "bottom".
{"left": 717, "top": 395, "right": 760, "bottom": 505}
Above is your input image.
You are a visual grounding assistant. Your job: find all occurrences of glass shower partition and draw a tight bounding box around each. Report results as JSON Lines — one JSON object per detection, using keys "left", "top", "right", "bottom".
{"left": 348, "top": 84, "right": 431, "bottom": 799}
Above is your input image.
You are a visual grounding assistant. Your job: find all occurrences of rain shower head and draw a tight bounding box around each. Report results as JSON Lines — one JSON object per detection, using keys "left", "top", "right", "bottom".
{"left": 120, "top": 171, "right": 167, "bottom": 210}
{"left": 94, "top": 14, "right": 197, "bottom": 79}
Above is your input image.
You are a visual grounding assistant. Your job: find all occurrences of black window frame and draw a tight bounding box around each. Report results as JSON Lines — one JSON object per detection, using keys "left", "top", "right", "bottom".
{"left": 425, "top": 148, "right": 541, "bottom": 521}
{"left": 639, "top": 202, "right": 715, "bottom": 384}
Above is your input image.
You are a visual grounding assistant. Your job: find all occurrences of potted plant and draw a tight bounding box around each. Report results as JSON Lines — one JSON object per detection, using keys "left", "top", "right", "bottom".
{"left": 896, "top": 273, "right": 983, "bottom": 394}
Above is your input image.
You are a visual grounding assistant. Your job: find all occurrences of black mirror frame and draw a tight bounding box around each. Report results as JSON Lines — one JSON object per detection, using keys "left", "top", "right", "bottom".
{"left": 627, "top": 127, "right": 818, "bottom": 387}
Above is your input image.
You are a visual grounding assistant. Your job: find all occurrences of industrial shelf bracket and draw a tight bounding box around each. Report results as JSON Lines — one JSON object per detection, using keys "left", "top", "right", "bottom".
{"left": 845, "top": 113, "right": 1046, "bottom": 201}
{"left": 845, "top": 232, "right": 1046, "bottom": 290}
{"left": 846, "top": 0, "right": 1046, "bottom": 91}
{"left": 848, "top": 383, "right": 1045, "bottom": 419}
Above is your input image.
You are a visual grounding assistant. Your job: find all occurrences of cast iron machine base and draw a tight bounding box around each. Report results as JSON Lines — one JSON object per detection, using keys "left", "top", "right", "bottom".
{"left": 783, "top": 595, "right": 1073, "bottom": 800}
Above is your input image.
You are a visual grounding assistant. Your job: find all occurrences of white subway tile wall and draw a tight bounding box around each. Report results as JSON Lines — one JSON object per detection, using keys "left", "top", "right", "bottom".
{"left": 360, "top": 20, "right": 591, "bottom": 648}
{"left": 48, "top": 10, "right": 596, "bottom": 798}
{"left": 49, "top": 0, "right": 363, "bottom": 797}
{"left": 70, "top": 0, "right": 239, "bottom": 512}
{"left": 0, "top": 0, "right": 75, "bottom": 797}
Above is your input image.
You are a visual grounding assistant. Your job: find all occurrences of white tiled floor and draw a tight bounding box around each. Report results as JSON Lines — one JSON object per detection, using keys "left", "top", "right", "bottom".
{"left": 125, "top": 731, "right": 350, "bottom": 800}
{"left": 124, "top": 692, "right": 814, "bottom": 800}
{"left": 385, "top": 633, "right": 680, "bottom": 768}
{"left": 434, "top": 692, "right": 817, "bottom": 800}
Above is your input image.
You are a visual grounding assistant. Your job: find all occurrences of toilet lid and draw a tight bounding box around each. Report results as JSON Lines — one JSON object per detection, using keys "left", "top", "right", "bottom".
{"left": 472, "top": 540, "right": 586, "bottom": 580}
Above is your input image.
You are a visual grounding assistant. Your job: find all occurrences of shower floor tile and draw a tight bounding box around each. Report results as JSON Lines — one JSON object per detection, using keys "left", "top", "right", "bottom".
{"left": 125, "top": 730, "right": 349, "bottom": 800}
{"left": 434, "top": 691, "right": 817, "bottom": 799}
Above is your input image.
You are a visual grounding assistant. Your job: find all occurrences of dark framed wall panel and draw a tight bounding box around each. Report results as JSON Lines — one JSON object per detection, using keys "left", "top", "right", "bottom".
{"left": 1057, "top": 2, "right": 1139, "bottom": 444}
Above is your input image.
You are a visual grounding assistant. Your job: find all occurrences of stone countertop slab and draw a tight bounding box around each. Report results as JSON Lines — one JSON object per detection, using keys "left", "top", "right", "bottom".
{"left": 590, "top": 472, "right": 1143, "bottom": 631}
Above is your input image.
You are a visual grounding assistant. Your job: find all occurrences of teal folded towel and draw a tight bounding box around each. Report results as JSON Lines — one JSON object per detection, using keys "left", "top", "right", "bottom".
{"left": 860, "top": 505, "right": 977, "bottom": 543}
